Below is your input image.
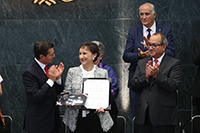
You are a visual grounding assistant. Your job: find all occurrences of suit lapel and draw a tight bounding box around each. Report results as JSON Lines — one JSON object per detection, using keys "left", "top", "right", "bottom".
{"left": 156, "top": 23, "right": 162, "bottom": 33}
{"left": 139, "top": 25, "right": 144, "bottom": 41}
{"left": 94, "top": 68, "right": 101, "bottom": 78}
{"left": 139, "top": 25, "right": 145, "bottom": 51}
{"left": 33, "top": 60, "right": 48, "bottom": 80}
{"left": 77, "top": 66, "right": 83, "bottom": 81}
{"left": 158, "top": 54, "right": 170, "bottom": 73}
{"left": 32, "top": 59, "right": 55, "bottom": 99}
{"left": 149, "top": 54, "right": 169, "bottom": 87}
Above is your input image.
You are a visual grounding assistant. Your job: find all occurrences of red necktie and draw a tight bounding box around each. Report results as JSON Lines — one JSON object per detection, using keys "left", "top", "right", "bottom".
{"left": 154, "top": 59, "right": 158, "bottom": 67}
{"left": 152, "top": 59, "right": 158, "bottom": 79}
{"left": 44, "top": 65, "right": 49, "bottom": 78}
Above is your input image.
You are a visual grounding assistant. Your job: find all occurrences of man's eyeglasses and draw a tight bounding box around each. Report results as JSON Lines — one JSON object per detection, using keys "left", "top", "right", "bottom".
{"left": 147, "top": 43, "right": 163, "bottom": 48}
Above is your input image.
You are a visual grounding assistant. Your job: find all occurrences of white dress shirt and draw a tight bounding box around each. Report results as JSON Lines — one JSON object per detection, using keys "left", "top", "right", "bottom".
{"left": 80, "top": 64, "right": 97, "bottom": 117}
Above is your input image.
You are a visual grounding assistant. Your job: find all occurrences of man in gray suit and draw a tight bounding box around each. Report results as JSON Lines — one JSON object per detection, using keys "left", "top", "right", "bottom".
{"left": 130, "top": 33, "right": 182, "bottom": 133}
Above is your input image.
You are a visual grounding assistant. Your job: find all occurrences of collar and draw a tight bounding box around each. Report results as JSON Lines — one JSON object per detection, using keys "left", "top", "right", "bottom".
{"left": 80, "top": 64, "right": 96, "bottom": 74}
{"left": 152, "top": 53, "right": 165, "bottom": 65}
{"left": 143, "top": 20, "right": 156, "bottom": 34}
{"left": 34, "top": 58, "right": 47, "bottom": 70}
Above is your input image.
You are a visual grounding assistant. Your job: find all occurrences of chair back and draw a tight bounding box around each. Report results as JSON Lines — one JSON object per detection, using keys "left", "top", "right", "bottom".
{"left": 117, "top": 115, "right": 126, "bottom": 133}
{"left": 0, "top": 115, "right": 12, "bottom": 133}
{"left": 191, "top": 115, "right": 200, "bottom": 133}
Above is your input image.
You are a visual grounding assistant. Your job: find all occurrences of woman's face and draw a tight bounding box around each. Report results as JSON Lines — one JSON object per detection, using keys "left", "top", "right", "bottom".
{"left": 79, "top": 47, "right": 96, "bottom": 66}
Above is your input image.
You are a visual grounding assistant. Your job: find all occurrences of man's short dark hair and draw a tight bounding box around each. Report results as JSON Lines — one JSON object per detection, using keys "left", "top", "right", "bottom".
{"left": 34, "top": 40, "right": 54, "bottom": 59}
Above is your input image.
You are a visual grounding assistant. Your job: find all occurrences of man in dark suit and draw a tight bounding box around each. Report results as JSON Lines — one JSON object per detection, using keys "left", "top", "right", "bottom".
{"left": 23, "top": 40, "right": 64, "bottom": 133}
{"left": 122, "top": 2, "right": 175, "bottom": 118}
{"left": 192, "top": 35, "right": 200, "bottom": 114}
{"left": 130, "top": 33, "right": 181, "bottom": 133}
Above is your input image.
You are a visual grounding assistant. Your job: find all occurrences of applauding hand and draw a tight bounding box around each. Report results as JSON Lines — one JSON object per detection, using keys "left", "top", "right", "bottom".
{"left": 55, "top": 62, "right": 64, "bottom": 79}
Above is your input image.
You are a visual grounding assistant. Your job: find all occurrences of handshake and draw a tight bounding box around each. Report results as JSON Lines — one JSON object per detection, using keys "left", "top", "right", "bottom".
{"left": 34, "top": 0, "right": 73, "bottom": 6}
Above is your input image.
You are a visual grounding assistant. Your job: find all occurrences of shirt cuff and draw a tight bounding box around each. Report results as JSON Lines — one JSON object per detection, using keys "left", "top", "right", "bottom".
{"left": 0, "top": 75, "right": 3, "bottom": 83}
{"left": 46, "top": 79, "right": 54, "bottom": 87}
{"left": 55, "top": 78, "right": 62, "bottom": 85}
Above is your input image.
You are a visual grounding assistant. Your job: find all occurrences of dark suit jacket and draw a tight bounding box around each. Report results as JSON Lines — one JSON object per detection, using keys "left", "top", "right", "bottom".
{"left": 130, "top": 54, "right": 182, "bottom": 126}
{"left": 123, "top": 23, "right": 175, "bottom": 87}
{"left": 22, "top": 59, "right": 64, "bottom": 132}
{"left": 192, "top": 35, "right": 200, "bottom": 98}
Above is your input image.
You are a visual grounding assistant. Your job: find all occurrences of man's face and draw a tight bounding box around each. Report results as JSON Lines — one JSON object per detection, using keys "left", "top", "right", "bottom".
{"left": 41, "top": 48, "right": 55, "bottom": 64}
{"left": 139, "top": 3, "right": 156, "bottom": 28}
{"left": 148, "top": 34, "right": 166, "bottom": 59}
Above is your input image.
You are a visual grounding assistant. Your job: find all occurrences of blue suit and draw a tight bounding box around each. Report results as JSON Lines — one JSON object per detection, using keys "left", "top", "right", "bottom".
{"left": 122, "top": 23, "right": 175, "bottom": 118}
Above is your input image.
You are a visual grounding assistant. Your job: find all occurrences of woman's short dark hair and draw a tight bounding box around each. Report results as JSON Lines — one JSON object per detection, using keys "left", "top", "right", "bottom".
{"left": 34, "top": 40, "right": 54, "bottom": 59}
{"left": 79, "top": 42, "right": 100, "bottom": 62}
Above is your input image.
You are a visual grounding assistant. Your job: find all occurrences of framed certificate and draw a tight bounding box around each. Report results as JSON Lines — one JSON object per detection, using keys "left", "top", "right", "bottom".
{"left": 82, "top": 78, "right": 111, "bottom": 110}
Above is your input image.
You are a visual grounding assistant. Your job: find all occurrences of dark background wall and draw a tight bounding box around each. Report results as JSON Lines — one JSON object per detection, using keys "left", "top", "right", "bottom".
{"left": 0, "top": 0, "right": 199, "bottom": 132}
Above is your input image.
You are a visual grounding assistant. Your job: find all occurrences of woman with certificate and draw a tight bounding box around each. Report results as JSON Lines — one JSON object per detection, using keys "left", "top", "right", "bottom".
{"left": 62, "top": 42, "right": 114, "bottom": 133}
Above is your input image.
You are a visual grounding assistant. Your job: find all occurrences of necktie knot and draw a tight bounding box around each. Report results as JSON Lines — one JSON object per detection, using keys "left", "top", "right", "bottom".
{"left": 44, "top": 65, "right": 49, "bottom": 78}
{"left": 147, "top": 28, "right": 151, "bottom": 32}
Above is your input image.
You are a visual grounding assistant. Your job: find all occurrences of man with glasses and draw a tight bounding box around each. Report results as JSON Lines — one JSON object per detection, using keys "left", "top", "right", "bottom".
{"left": 130, "top": 33, "right": 181, "bottom": 133}
{"left": 122, "top": 2, "right": 175, "bottom": 119}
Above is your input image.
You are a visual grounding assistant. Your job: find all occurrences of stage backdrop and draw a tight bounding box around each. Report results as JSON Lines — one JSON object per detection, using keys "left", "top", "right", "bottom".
{"left": 0, "top": 0, "right": 199, "bottom": 132}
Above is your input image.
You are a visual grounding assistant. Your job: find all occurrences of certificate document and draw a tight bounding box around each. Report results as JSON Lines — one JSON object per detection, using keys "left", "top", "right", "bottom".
{"left": 83, "top": 78, "right": 111, "bottom": 109}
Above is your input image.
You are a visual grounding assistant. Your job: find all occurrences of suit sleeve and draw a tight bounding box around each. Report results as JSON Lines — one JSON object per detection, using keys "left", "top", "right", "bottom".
{"left": 23, "top": 71, "right": 53, "bottom": 103}
{"left": 123, "top": 28, "right": 139, "bottom": 63}
{"left": 107, "top": 67, "right": 119, "bottom": 99}
{"left": 55, "top": 81, "right": 64, "bottom": 95}
{"left": 165, "top": 27, "right": 175, "bottom": 57}
{"left": 130, "top": 60, "right": 149, "bottom": 92}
